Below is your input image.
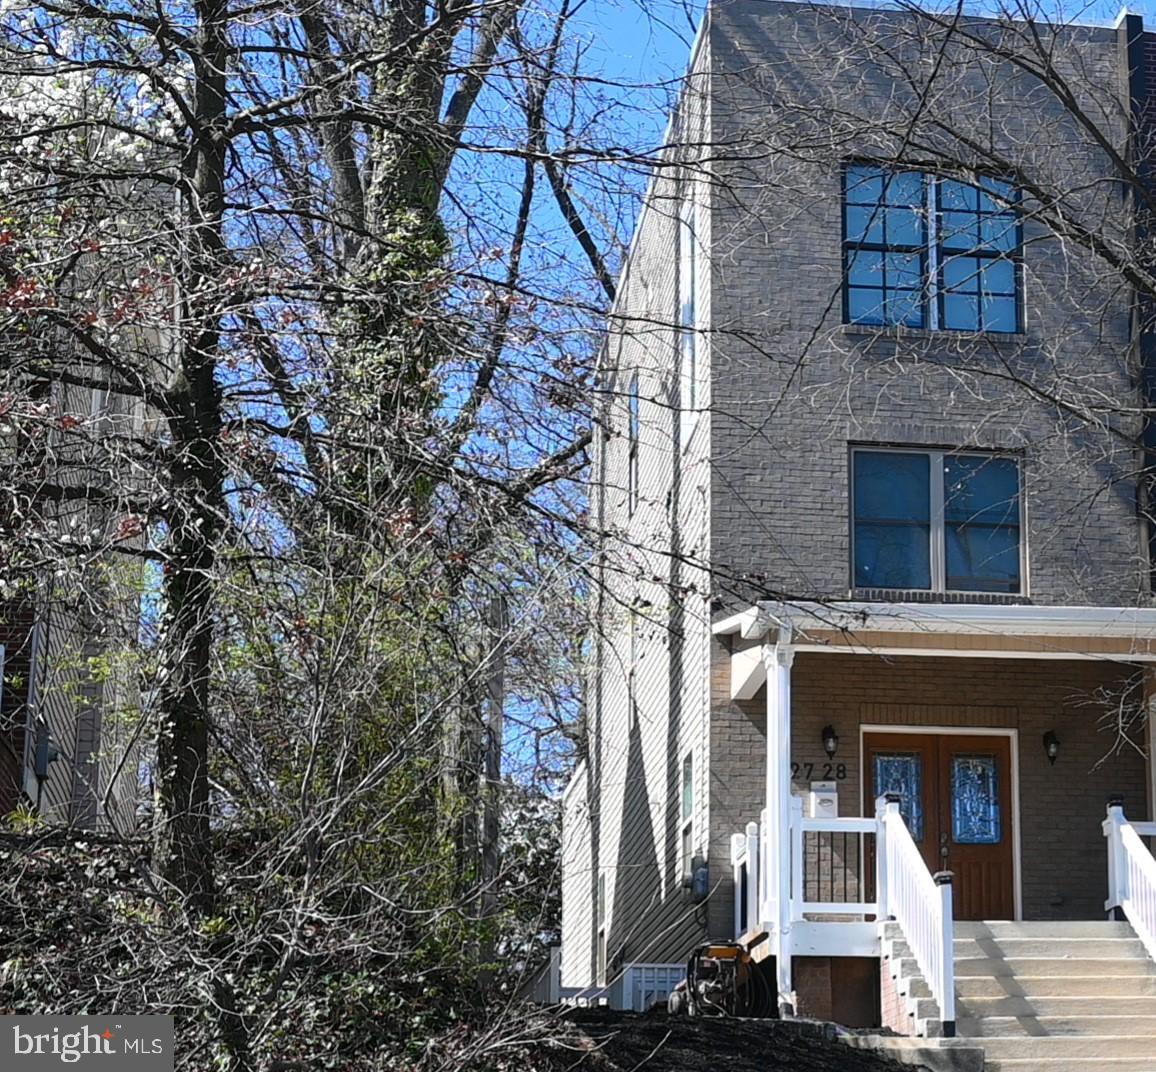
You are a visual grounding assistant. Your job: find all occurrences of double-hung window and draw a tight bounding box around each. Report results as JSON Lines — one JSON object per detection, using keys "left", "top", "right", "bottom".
{"left": 852, "top": 447, "right": 1022, "bottom": 594}
{"left": 627, "top": 372, "right": 640, "bottom": 515}
{"left": 843, "top": 164, "right": 1021, "bottom": 332}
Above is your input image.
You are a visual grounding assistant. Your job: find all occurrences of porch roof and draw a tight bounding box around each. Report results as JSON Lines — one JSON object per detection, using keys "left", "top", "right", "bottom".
{"left": 712, "top": 602, "right": 1156, "bottom": 686}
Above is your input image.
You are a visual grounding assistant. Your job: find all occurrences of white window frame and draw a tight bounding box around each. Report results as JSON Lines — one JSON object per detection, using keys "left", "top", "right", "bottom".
{"left": 678, "top": 190, "right": 698, "bottom": 443}
{"left": 627, "top": 606, "right": 639, "bottom": 731}
{"left": 680, "top": 751, "right": 694, "bottom": 880}
{"left": 596, "top": 872, "right": 608, "bottom": 985}
{"left": 627, "top": 372, "right": 640, "bottom": 516}
{"left": 850, "top": 445, "right": 1027, "bottom": 596}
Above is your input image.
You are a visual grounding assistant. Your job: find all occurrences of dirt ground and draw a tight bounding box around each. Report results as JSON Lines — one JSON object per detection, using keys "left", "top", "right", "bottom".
{"left": 550, "top": 1010, "right": 925, "bottom": 1072}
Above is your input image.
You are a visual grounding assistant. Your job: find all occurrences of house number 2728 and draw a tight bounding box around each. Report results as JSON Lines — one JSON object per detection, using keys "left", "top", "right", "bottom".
{"left": 791, "top": 762, "right": 847, "bottom": 780}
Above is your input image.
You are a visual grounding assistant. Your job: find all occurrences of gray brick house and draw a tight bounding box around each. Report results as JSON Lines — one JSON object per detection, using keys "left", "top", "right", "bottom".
{"left": 562, "top": 1, "right": 1156, "bottom": 1058}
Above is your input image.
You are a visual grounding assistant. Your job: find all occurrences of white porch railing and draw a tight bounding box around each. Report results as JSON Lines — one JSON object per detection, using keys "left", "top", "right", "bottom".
{"left": 1104, "top": 798, "right": 1156, "bottom": 962}
{"left": 878, "top": 796, "right": 956, "bottom": 1032}
{"left": 730, "top": 793, "right": 956, "bottom": 1032}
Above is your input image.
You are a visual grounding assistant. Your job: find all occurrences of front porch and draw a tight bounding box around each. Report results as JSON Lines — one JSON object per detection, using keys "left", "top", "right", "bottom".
{"left": 714, "top": 602, "right": 1156, "bottom": 1033}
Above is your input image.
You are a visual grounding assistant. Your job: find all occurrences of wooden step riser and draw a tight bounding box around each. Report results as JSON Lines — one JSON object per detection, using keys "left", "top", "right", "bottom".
{"left": 955, "top": 957, "right": 1156, "bottom": 978}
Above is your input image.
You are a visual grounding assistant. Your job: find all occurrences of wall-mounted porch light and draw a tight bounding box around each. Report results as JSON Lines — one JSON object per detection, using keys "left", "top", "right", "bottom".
{"left": 1043, "top": 731, "right": 1060, "bottom": 766}
{"left": 822, "top": 724, "right": 839, "bottom": 758}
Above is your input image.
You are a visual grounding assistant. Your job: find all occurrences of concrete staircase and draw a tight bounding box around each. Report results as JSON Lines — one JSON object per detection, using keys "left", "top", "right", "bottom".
{"left": 943, "top": 920, "right": 1156, "bottom": 1071}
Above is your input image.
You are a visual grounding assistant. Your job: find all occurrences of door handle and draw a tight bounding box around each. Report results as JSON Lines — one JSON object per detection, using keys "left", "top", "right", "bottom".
{"left": 940, "top": 846, "right": 949, "bottom": 859}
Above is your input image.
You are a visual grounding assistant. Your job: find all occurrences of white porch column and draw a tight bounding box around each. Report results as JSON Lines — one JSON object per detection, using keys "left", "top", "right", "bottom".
{"left": 762, "top": 626, "right": 795, "bottom": 1015}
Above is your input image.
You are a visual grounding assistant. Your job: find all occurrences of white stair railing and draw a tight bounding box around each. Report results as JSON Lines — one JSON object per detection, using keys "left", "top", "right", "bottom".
{"left": 1103, "top": 798, "right": 1156, "bottom": 961}
{"left": 877, "top": 795, "right": 956, "bottom": 1036}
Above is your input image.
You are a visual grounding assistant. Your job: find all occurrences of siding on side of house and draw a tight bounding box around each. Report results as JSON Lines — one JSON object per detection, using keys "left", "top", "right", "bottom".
{"left": 561, "top": 29, "right": 717, "bottom": 980}
{"left": 560, "top": 762, "right": 593, "bottom": 989}
{"left": 0, "top": 603, "right": 36, "bottom": 815}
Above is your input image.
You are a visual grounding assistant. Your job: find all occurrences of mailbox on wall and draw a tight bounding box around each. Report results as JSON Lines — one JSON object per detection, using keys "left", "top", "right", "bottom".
{"left": 808, "top": 780, "right": 838, "bottom": 819}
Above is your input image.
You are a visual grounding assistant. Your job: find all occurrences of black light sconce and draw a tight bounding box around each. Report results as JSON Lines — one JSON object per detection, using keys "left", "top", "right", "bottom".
{"left": 822, "top": 724, "right": 839, "bottom": 758}
{"left": 1043, "top": 731, "right": 1060, "bottom": 766}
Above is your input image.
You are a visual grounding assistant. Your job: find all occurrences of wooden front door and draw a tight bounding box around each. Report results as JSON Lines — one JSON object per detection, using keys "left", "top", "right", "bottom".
{"left": 864, "top": 732, "right": 1015, "bottom": 920}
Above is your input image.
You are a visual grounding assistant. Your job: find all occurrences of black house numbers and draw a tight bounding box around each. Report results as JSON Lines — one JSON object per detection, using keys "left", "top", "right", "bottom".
{"left": 791, "top": 761, "right": 848, "bottom": 781}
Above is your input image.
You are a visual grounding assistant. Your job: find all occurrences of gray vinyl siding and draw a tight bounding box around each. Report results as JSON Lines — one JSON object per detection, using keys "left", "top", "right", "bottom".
{"left": 561, "top": 763, "right": 594, "bottom": 988}
{"left": 562, "top": 31, "right": 716, "bottom": 978}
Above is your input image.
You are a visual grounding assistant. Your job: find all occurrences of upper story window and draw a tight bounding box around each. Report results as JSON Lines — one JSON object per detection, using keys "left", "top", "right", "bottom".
{"left": 843, "top": 164, "right": 1021, "bottom": 333}
{"left": 627, "top": 372, "right": 640, "bottom": 515}
{"left": 678, "top": 194, "right": 698, "bottom": 419}
{"left": 852, "top": 447, "right": 1022, "bottom": 594}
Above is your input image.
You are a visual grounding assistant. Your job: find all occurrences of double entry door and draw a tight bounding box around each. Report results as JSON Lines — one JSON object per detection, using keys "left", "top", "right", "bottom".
{"left": 863, "top": 732, "right": 1015, "bottom": 921}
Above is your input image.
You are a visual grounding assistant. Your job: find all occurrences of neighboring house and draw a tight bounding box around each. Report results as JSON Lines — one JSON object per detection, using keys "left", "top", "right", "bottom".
{"left": 0, "top": 376, "right": 143, "bottom": 834}
{"left": 563, "top": 2, "right": 1156, "bottom": 1060}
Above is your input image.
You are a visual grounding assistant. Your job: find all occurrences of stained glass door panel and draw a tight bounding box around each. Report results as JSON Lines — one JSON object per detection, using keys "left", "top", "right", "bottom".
{"left": 941, "top": 737, "right": 1014, "bottom": 920}
{"left": 873, "top": 752, "right": 925, "bottom": 840}
{"left": 863, "top": 734, "right": 940, "bottom": 888}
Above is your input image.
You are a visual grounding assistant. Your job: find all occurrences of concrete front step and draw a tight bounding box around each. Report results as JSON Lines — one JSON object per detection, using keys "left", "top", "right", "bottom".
{"left": 985, "top": 1062, "right": 1156, "bottom": 1072}
{"left": 943, "top": 1034, "right": 1156, "bottom": 1060}
{"left": 957, "top": 994, "right": 1156, "bottom": 1017}
{"left": 954, "top": 956, "right": 1156, "bottom": 978}
{"left": 954, "top": 1013, "right": 1156, "bottom": 1037}
{"left": 841, "top": 1035, "right": 984, "bottom": 1072}
{"left": 952, "top": 937, "right": 1147, "bottom": 960}
{"left": 954, "top": 921, "right": 1137, "bottom": 940}
{"left": 955, "top": 972, "right": 1156, "bottom": 998}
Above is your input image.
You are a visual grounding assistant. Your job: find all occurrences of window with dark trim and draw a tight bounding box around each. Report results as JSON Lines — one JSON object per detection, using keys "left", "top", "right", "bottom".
{"left": 843, "top": 164, "right": 1022, "bottom": 333}
{"left": 937, "top": 178, "right": 1020, "bottom": 332}
{"left": 844, "top": 165, "right": 926, "bottom": 328}
{"left": 852, "top": 447, "right": 1023, "bottom": 594}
